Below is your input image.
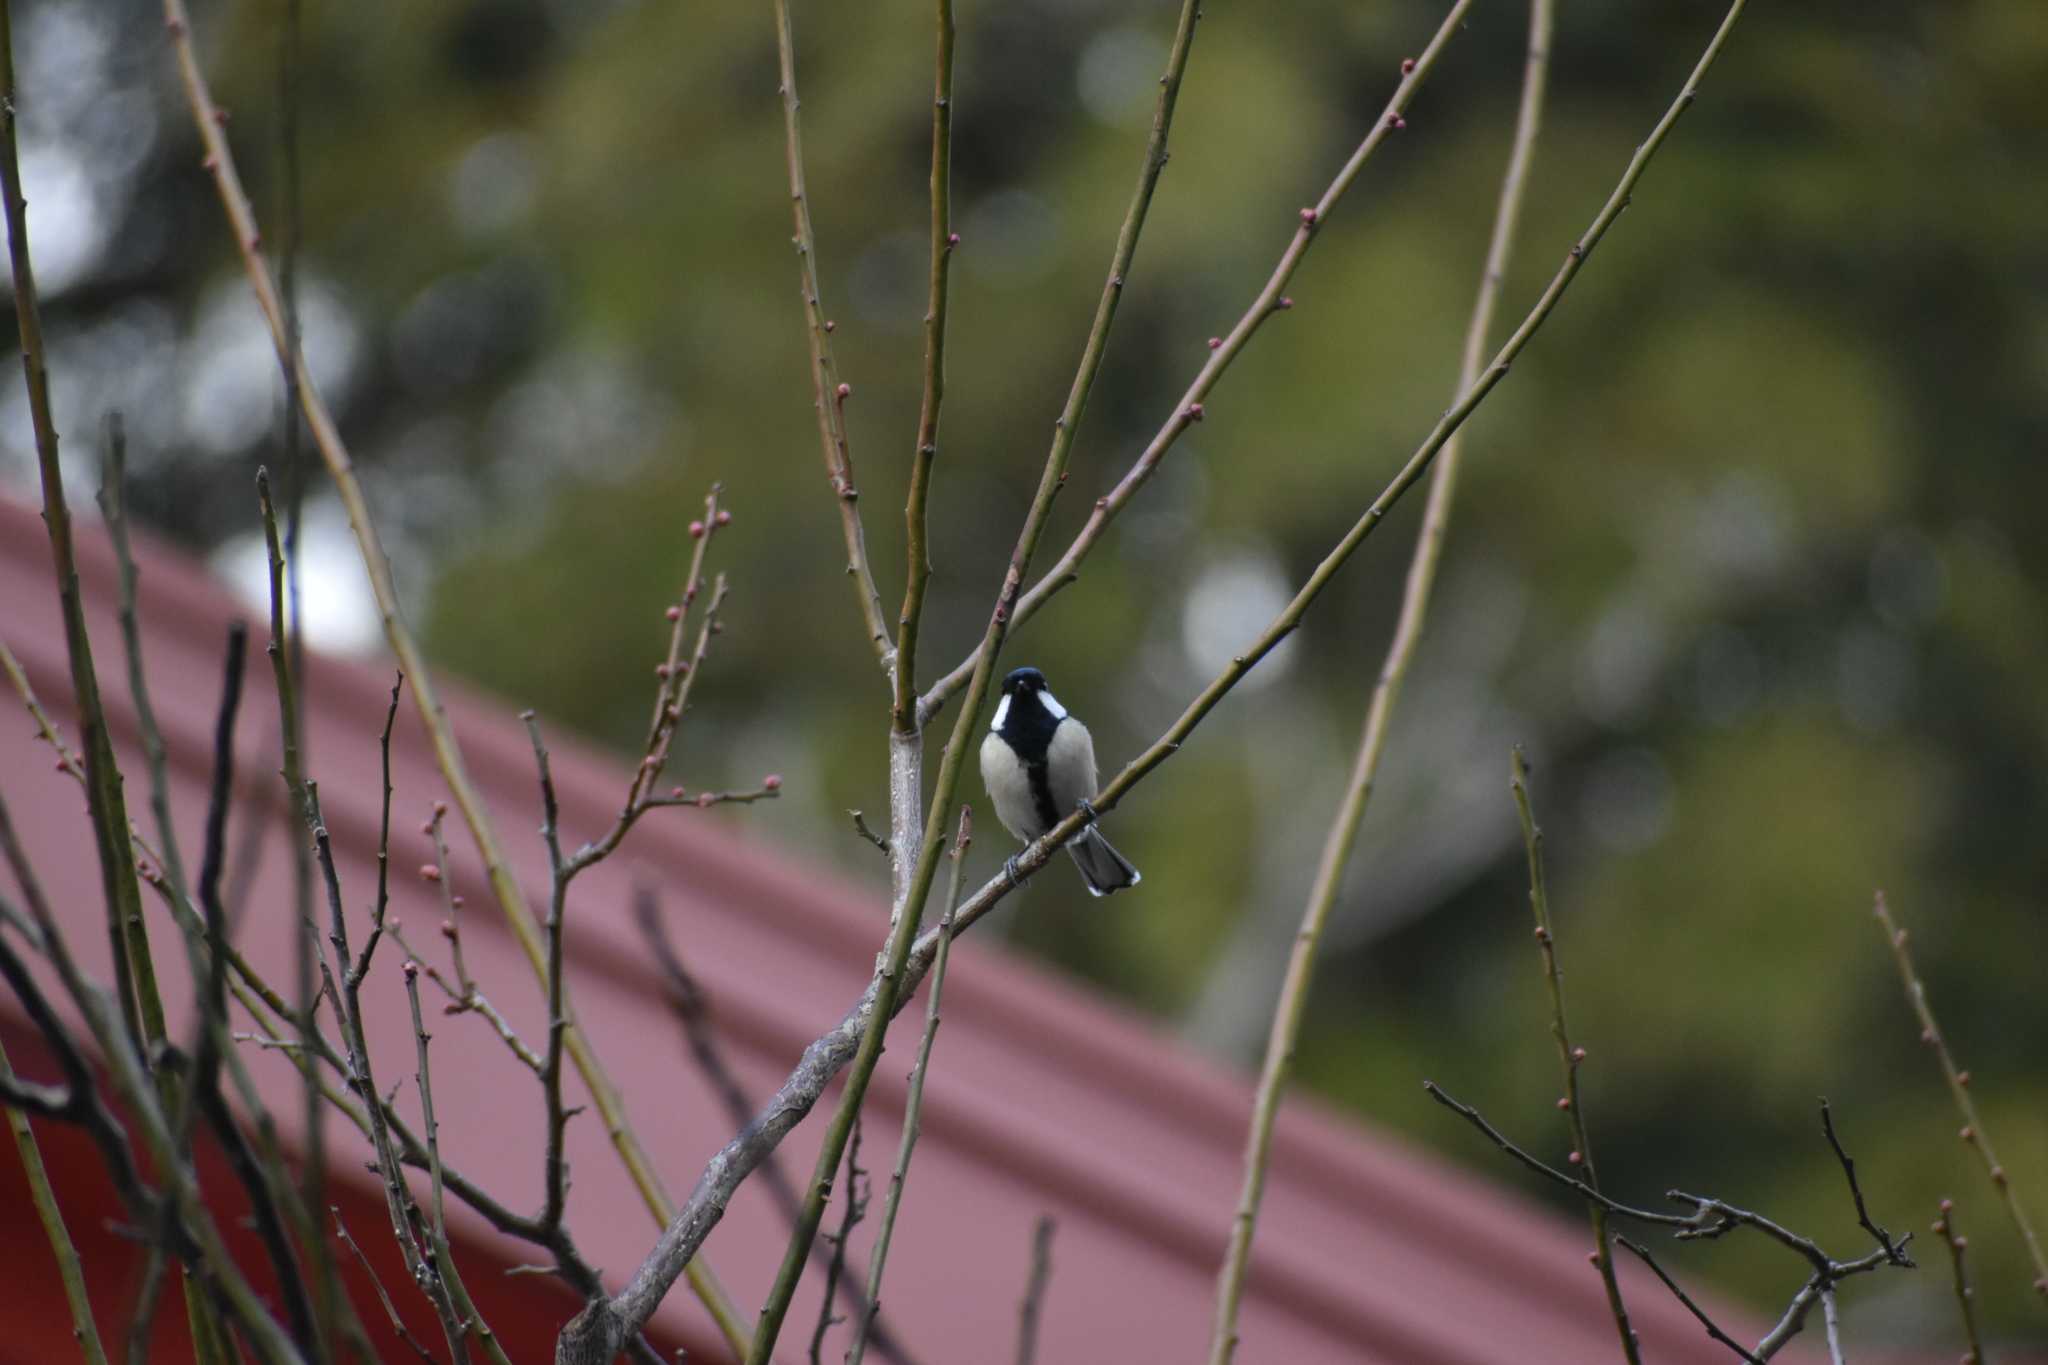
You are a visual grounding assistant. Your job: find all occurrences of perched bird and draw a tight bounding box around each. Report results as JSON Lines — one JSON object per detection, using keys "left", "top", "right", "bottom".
{"left": 979, "top": 666, "right": 1141, "bottom": 896}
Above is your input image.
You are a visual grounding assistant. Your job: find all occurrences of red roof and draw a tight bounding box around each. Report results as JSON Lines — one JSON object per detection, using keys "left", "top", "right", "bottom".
{"left": 0, "top": 492, "right": 1828, "bottom": 1363}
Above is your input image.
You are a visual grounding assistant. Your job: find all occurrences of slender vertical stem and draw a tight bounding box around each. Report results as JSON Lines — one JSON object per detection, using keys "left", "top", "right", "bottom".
{"left": 96, "top": 415, "right": 191, "bottom": 904}
{"left": 847, "top": 808, "right": 971, "bottom": 1365}
{"left": 1, "top": 0, "right": 163, "bottom": 1068}
{"left": 1013, "top": 1216, "right": 1055, "bottom": 1365}
{"left": 892, "top": 0, "right": 958, "bottom": 730}
{"left": 1932, "top": 1201, "right": 1988, "bottom": 1365}
{"left": 773, "top": 0, "right": 894, "bottom": 667}
{"left": 1512, "top": 748, "right": 1639, "bottom": 1362}
{"left": 1205, "top": 3, "right": 1549, "bottom": 1357}
{"left": 0, "top": 1032, "right": 110, "bottom": 1365}
{"left": 915, "top": 0, "right": 1207, "bottom": 726}
{"left": 1875, "top": 893, "right": 2048, "bottom": 1298}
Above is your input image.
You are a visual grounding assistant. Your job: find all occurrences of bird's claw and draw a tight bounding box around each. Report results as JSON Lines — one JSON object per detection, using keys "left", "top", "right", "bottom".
{"left": 1077, "top": 799, "right": 1099, "bottom": 824}
{"left": 1004, "top": 854, "right": 1023, "bottom": 889}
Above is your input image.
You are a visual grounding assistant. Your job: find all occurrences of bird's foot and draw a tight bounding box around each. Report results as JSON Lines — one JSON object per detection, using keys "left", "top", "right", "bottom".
{"left": 1077, "top": 799, "right": 1099, "bottom": 824}
{"left": 1004, "top": 854, "right": 1023, "bottom": 889}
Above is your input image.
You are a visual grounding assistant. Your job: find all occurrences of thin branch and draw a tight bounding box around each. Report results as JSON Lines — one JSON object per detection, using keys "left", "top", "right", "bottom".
{"left": 633, "top": 895, "right": 919, "bottom": 1365}
{"left": 1820, "top": 1100, "right": 1901, "bottom": 1264}
{"left": 97, "top": 412, "right": 192, "bottom": 907}
{"left": 405, "top": 965, "right": 514, "bottom": 1365}
{"left": 527, "top": 715, "right": 574, "bottom": 1237}
{"left": 849, "top": 810, "right": 892, "bottom": 857}
{"left": 0, "top": 1031, "right": 110, "bottom": 1365}
{"left": 307, "top": 786, "right": 471, "bottom": 1365}
{"left": 920, "top": 0, "right": 1460, "bottom": 722}
{"left": 1510, "top": 746, "right": 1639, "bottom": 1363}
{"left": 913, "top": 0, "right": 1206, "bottom": 727}
{"left": 1424, "top": 1082, "right": 1697, "bottom": 1230}
{"left": 3, "top": 0, "right": 163, "bottom": 1074}
{"left": 773, "top": 0, "right": 892, "bottom": 666}
{"left": 1933, "top": 1201, "right": 1988, "bottom": 1365}
{"left": 1614, "top": 1237, "right": 1762, "bottom": 1364}
{"left": 1013, "top": 1216, "right": 1056, "bottom": 1365}
{"left": 562, "top": 2, "right": 1756, "bottom": 1354}
{"left": 333, "top": 1210, "right": 442, "bottom": 1365}
{"left": 890, "top": 0, "right": 958, "bottom": 729}
{"left": 806, "top": 1116, "right": 868, "bottom": 1365}
{"left": 161, "top": 11, "right": 750, "bottom": 1341}
{"left": 848, "top": 807, "right": 971, "bottom": 1365}
{"left": 1204, "top": 3, "right": 1548, "bottom": 1353}
{"left": 1874, "top": 892, "right": 2048, "bottom": 1298}
{"left": 1819, "top": 1287, "right": 1843, "bottom": 1365}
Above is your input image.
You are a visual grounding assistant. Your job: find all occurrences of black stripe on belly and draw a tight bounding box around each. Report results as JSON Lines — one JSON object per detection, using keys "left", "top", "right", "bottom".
{"left": 1025, "top": 760, "right": 1061, "bottom": 832}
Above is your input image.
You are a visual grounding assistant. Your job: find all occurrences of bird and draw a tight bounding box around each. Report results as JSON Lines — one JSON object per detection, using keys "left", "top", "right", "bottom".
{"left": 979, "top": 666, "right": 1141, "bottom": 897}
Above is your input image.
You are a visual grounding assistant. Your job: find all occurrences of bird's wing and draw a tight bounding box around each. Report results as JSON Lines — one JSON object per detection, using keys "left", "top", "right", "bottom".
{"left": 1046, "top": 718, "right": 1099, "bottom": 816}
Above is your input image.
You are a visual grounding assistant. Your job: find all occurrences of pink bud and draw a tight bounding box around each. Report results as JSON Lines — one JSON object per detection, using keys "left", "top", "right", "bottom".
{"left": 670, "top": 786, "right": 686, "bottom": 799}
{"left": 1186, "top": 403, "right": 1204, "bottom": 421}
{"left": 450, "top": 894, "right": 464, "bottom": 908}
{"left": 1957, "top": 1070, "right": 1971, "bottom": 1086}
{"left": 715, "top": 509, "right": 732, "bottom": 527}
{"left": 947, "top": 232, "right": 960, "bottom": 246}
{"left": 689, "top": 521, "right": 706, "bottom": 539}
{"left": 1207, "top": 337, "right": 1222, "bottom": 350}
{"left": 666, "top": 605, "right": 682, "bottom": 621}
{"left": 1388, "top": 114, "right": 1407, "bottom": 131}
{"left": 440, "top": 921, "right": 457, "bottom": 939}
{"left": 1586, "top": 1251, "right": 1600, "bottom": 1266}
{"left": 764, "top": 774, "right": 783, "bottom": 791}
{"left": 1940, "top": 1198, "right": 1954, "bottom": 1213}
{"left": 402, "top": 959, "right": 419, "bottom": 980}
{"left": 656, "top": 663, "right": 672, "bottom": 679}
{"left": 434, "top": 800, "right": 448, "bottom": 817}
{"left": 823, "top": 319, "right": 837, "bottom": 332}
{"left": 419, "top": 864, "right": 441, "bottom": 882}
{"left": 1299, "top": 207, "right": 1318, "bottom": 225}
{"left": 836, "top": 382, "right": 852, "bottom": 399}
{"left": 1960, "top": 1126, "right": 1975, "bottom": 1141}
{"left": 1277, "top": 296, "right": 1294, "bottom": 310}
{"left": 1567, "top": 1150, "right": 1583, "bottom": 1165}
{"left": 1555, "top": 1097, "right": 1570, "bottom": 1110}
{"left": 696, "top": 793, "right": 715, "bottom": 809}
{"left": 1400, "top": 57, "right": 1416, "bottom": 74}
{"left": 1571, "top": 1046, "right": 1587, "bottom": 1062}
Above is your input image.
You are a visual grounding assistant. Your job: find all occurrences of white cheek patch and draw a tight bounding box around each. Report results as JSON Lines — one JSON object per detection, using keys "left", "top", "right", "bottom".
{"left": 1038, "top": 689, "right": 1068, "bottom": 720}
{"left": 991, "top": 693, "right": 1011, "bottom": 732}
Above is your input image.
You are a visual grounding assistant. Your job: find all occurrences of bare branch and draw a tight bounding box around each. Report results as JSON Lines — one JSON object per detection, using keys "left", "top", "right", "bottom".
{"left": 1614, "top": 1237, "right": 1761, "bottom": 1364}
{"left": 807, "top": 1116, "right": 868, "bottom": 1365}
{"left": 160, "top": 13, "right": 750, "bottom": 1341}
{"left": 1204, "top": 2, "right": 1549, "bottom": 1353}
{"left": 1510, "top": 746, "right": 1639, "bottom": 1362}
{"left": 848, "top": 807, "right": 971, "bottom": 1365}
{"left": 0, "top": 1031, "right": 111, "bottom": 1365}
{"left": 921, "top": 0, "right": 1460, "bottom": 721}
{"left": 1013, "top": 1216, "right": 1056, "bottom": 1365}
{"left": 772, "top": 0, "right": 893, "bottom": 667}
{"left": 1874, "top": 892, "right": 2048, "bottom": 1298}
{"left": 334, "top": 1210, "right": 442, "bottom": 1365}
{"left": 1932, "top": 1201, "right": 1988, "bottom": 1365}
{"left": 891, "top": 0, "right": 959, "bottom": 730}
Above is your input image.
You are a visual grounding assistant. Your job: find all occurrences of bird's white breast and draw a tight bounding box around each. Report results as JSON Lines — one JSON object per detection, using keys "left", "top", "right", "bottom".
{"left": 980, "top": 729, "right": 1043, "bottom": 841}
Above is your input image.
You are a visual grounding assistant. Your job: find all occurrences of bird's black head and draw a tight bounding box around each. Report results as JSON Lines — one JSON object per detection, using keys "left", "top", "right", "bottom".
{"left": 1002, "top": 667, "right": 1047, "bottom": 696}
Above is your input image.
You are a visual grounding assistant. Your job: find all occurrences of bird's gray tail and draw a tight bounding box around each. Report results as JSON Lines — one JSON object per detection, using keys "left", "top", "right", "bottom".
{"left": 1068, "top": 826, "right": 1140, "bottom": 898}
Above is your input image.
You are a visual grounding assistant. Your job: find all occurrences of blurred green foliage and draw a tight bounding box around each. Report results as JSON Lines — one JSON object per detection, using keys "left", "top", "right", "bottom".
{"left": 20, "top": 0, "right": 2048, "bottom": 1350}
